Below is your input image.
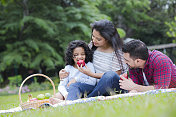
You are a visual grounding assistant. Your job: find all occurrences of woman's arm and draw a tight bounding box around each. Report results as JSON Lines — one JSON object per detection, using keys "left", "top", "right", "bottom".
{"left": 58, "top": 77, "right": 69, "bottom": 98}
{"left": 85, "top": 70, "right": 121, "bottom": 79}
{"left": 59, "top": 69, "right": 69, "bottom": 80}
{"left": 75, "top": 63, "right": 96, "bottom": 85}
{"left": 77, "top": 65, "right": 104, "bottom": 79}
{"left": 58, "top": 65, "right": 70, "bottom": 98}
{"left": 78, "top": 65, "right": 121, "bottom": 79}
{"left": 116, "top": 70, "right": 121, "bottom": 76}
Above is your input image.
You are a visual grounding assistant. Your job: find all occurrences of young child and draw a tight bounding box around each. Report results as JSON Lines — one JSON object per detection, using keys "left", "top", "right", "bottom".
{"left": 50, "top": 40, "right": 96, "bottom": 104}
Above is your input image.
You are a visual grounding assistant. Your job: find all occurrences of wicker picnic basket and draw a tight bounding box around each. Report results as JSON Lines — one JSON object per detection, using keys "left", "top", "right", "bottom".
{"left": 19, "top": 74, "right": 56, "bottom": 110}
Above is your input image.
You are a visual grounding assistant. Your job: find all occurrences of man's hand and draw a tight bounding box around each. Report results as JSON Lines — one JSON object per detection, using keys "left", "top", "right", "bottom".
{"left": 119, "top": 75, "right": 137, "bottom": 91}
{"left": 77, "top": 64, "right": 93, "bottom": 77}
{"left": 59, "top": 69, "right": 69, "bottom": 80}
{"left": 67, "top": 78, "right": 76, "bottom": 87}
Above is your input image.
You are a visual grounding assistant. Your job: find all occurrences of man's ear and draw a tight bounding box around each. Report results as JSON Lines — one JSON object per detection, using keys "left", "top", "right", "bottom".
{"left": 135, "top": 58, "right": 141, "bottom": 64}
{"left": 136, "top": 59, "right": 140, "bottom": 63}
{"left": 135, "top": 58, "right": 146, "bottom": 68}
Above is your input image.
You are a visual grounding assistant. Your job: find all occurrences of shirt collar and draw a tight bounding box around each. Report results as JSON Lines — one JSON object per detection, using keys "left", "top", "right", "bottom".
{"left": 144, "top": 50, "right": 152, "bottom": 68}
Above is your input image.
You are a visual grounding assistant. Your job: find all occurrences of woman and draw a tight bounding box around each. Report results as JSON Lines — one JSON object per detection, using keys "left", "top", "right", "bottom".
{"left": 60, "top": 19, "right": 127, "bottom": 100}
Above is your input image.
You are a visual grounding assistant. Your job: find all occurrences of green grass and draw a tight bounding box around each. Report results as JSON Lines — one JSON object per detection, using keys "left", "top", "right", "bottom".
{"left": 1, "top": 90, "right": 176, "bottom": 117}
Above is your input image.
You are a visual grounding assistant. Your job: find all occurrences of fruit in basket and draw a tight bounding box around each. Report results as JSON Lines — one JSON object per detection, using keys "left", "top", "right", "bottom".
{"left": 77, "top": 60, "right": 85, "bottom": 67}
{"left": 37, "top": 94, "right": 45, "bottom": 100}
{"left": 45, "top": 93, "right": 51, "bottom": 99}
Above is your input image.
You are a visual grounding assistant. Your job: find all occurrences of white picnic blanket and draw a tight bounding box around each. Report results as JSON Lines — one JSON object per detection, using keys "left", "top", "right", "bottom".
{"left": 1, "top": 88, "right": 176, "bottom": 114}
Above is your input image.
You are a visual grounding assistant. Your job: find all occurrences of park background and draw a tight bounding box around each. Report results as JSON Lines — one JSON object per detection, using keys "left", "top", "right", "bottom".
{"left": 0, "top": 0, "right": 176, "bottom": 95}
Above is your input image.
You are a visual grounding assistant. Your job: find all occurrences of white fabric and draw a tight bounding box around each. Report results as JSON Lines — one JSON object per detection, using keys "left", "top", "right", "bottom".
{"left": 142, "top": 70, "right": 149, "bottom": 86}
{"left": 93, "top": 50, "right": 127, "bottom": 82}
{"left": 58, "top": 62, "right": 96, "bottom": 98}
{"left": 0, "top": 107, "right": 22, "bottom": 114}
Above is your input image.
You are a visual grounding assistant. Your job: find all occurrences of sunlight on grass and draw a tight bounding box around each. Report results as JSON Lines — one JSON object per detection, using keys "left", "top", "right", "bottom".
{"left": 0, "top": 91, "right": 176, "bottom": 117}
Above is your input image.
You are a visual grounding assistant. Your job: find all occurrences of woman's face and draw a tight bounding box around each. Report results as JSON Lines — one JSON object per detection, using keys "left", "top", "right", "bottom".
{"left": 72, "top": 47, "right": 86, "bottom": 65}
{"left": 92, "top": 29, "right": 108, "bottom": 47}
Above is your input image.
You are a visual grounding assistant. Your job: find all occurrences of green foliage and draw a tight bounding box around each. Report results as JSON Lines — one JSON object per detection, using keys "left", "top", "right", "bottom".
{"left": 8, "top": 75, "right": 22, "bottom": 87}
{"left": 0, "top": 74, "right": 3, "bottom": 83}
{"left": 166, "top": 16, "right": 176, "bottom": 42}
{"left": 20, "top": 16, "right": 57, "bottom": 36}
{"left": 117, "top": 28, "right": 126, "bottom": 38}
{"left": 98, "top": 0, "right": 175, "bottom": 45}
{"left": 0, "top": 0, "right": 110, "bottom": 78}
{"left": 1, "top": 0, "right": 175, "bottom": 84}
{"left": 28, "top": 81, "right": 51, "bottom": 92}
{"left": 28, "top": 78, "right": 54, "bottom": 92}
{"left": 51, "top": 76, "right": 60, "bottom": 87}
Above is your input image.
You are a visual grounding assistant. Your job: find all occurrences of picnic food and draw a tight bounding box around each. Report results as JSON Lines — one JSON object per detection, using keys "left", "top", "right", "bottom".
{"left": 45, "top": 93, "right": 51, "bottom": 99}
{"left": 19, "top": 74, "right": 56, "bottom": 110}
{"left": 28, "top": 94, "right": 32, "bottom": 100}
{"left": 37, "top": 94, "right": 45, "bottom": 100}
{"left": 77, "top": 60, "right": 85, "bottom": 67}
{"left": 27, "top": 94, "right": 38, "bottom": 102}
{"left": 27, "top": 93, "right": 51, "bottom": 102}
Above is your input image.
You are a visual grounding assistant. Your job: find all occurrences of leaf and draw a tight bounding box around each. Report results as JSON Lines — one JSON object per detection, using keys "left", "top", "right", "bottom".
{"left": 117, "top": 28, "right": 126, "bottom": 38}
{"left": 24, "top": 39, "right": 39, "bottom": 52}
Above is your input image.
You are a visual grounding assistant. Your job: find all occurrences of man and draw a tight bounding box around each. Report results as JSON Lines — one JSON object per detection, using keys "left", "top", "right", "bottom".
{"left": 120, "top": 40, "right": 176, "bottom": 92}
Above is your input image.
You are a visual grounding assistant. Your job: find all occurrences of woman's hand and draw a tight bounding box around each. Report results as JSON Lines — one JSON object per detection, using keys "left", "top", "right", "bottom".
{"left": 59, "top": 69, "right": 69, "bottom": 80}
{"left": 77, "top": 64, "right": 93, "bottom": 77}
{"left": 67, "top": 79, "right": 76, "bottom": 87}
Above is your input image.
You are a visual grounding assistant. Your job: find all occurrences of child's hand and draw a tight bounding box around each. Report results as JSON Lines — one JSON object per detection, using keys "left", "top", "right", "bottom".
{"left": 59, "top": 69, "right": 69, "bottom": 80}
{"left": 67, "top": 79, "right": 76, "bottom": 87}
{"left": 77, "top": 64, "right": 93, "bottom": 76}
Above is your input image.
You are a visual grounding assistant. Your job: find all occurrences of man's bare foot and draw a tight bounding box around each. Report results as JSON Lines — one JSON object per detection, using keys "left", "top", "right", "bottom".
{"left": 49, "top": 97, "right": 63, "bottom": 105}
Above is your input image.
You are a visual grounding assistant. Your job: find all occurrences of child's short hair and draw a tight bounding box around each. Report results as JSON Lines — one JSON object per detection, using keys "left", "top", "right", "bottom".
{"left": 65, "top": 40, "right": 93, "bottom": 65}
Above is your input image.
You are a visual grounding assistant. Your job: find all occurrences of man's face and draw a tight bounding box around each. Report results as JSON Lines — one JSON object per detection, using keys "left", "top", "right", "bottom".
{"left": 123, "top": 53, "right": 138, "bottom": 69}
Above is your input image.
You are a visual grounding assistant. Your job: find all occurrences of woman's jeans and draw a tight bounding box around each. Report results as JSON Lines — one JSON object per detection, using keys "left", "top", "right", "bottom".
{"left": 66, "top": 71, "right": 125, "bottom": 100}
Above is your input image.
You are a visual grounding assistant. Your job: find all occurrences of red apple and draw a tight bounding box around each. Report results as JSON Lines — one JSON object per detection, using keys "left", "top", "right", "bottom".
{"left": 77, "top": 60, "right": 85, "bottom": 67}
{"left": 120, "top": 73, "right": 128, "bottom": 80}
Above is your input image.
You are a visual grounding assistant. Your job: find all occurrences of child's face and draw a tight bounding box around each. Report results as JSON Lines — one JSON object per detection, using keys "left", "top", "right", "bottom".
{"left": 72, "top": 47, "right": 86, "bottom": 65}
{"left": 92, "top": 29, "right": 108, "bottom": 47}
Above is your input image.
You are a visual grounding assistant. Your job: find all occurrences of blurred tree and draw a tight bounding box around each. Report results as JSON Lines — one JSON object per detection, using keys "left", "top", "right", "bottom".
{"left": 98, "top": 0, "right": 176, "bottom": 45}
{"left": 0, "top": 0, "right": 109, "bottom": 84}
{"left": 166, "top": 16, "right": 176, "bottom": 41}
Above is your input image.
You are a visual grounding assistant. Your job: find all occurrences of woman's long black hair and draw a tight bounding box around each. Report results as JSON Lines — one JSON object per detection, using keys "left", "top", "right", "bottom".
{"left": 65, "top": 40, "right": 93, "bottom": 66}
{"left": 90, "top": 19, "right": 124, "bottom": 71}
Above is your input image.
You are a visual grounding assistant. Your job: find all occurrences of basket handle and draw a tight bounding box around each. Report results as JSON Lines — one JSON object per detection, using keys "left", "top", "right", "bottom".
{"left": 19, "top": 74, "right": 56, "bottom": 104}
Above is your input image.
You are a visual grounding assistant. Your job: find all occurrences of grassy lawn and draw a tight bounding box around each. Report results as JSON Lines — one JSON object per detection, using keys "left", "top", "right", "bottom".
{"left": 0, "top": 90, "right": 176, "bottom": 117}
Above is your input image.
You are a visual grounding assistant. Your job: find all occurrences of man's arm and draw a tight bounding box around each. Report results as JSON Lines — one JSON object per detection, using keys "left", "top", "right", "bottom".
{"left": 132, "top": 84, "right": 154, "bottom": 92}
{"left": 119, "top": 76, "right": 154, "bottom": 92}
